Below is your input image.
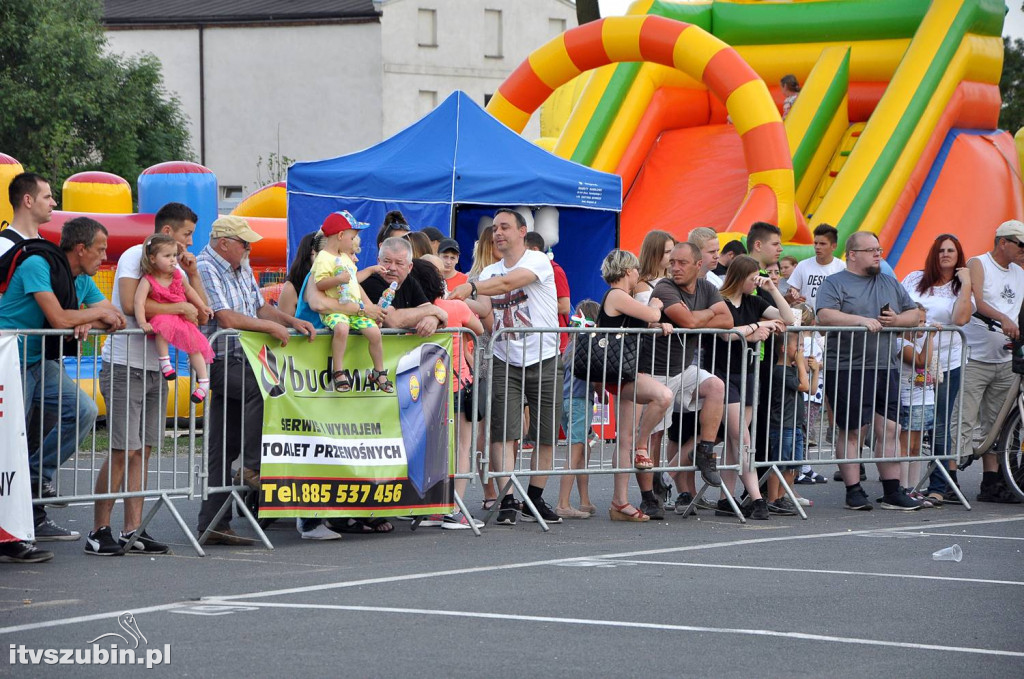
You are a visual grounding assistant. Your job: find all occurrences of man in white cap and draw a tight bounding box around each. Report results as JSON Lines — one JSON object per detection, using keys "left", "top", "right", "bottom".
{"left": 196, "top": 216, "right": 317, "bottom": 544}
{"left": 954, "top": 219, "right": 1024, "bottom": 503}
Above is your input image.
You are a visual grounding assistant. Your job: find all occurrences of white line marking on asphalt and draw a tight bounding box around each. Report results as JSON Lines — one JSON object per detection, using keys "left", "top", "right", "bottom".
{"left": 0, "top": 602, "right": 186, "bottom": 635}
{"left": 889, "top": 531, "right": 1024, "bottom": 541}
{"left": 610, "top": 560, "right": 1024, "bottom": 586}
{"left": 206, "top": 515, "right": 1024, "bottom": 602}
{"left": 200, "top": 600, "right": 1024, "bottom": 659}
{"left": 4, "top": 516, "right": 1021, "bottom": 636}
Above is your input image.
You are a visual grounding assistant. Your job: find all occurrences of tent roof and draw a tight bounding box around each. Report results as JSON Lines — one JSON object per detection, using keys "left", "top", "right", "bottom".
{"left": 287, "top": 90, "right": 621, "bottom": 212}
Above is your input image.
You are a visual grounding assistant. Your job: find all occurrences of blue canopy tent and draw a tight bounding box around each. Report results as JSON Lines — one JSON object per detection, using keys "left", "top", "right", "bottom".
{"left": 286, "top": 90, "right": 622, "bottom": 303}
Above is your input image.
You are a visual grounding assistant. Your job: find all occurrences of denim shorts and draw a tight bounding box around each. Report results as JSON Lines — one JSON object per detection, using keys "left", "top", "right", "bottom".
{"left": 768, "top": 427, "right": 804, "bottom": 464}
{"left": 561, "top": 397, "right": 593, "bottom": 445}
{"left": 899, "top": 403, "right": 935, "bottom": 433}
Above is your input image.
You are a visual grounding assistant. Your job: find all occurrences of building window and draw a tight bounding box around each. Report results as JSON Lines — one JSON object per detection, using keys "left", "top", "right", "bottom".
{"left": 419, "top": 90, "right": 438, "bottom": 115}
{"left": 549, "top": 18, "right": 566, "bottom": 37}
{"left": 418, "top": 8, "right": 437, "bottom": 47}
{"left": 484, "top": 9, "right": 502, "bottom": 58}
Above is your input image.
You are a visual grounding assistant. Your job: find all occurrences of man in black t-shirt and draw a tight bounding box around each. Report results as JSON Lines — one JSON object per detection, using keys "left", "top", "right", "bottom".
{"left": 361, "top": 237, "right": 447, "bottom": 336}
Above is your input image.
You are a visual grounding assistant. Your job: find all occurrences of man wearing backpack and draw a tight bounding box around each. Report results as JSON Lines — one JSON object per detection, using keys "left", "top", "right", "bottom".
{"left": 0, "top": 172, "right": 54, "bottom": 259}
{"left": 0, "top": 216, "right": 125, "bottom": 557}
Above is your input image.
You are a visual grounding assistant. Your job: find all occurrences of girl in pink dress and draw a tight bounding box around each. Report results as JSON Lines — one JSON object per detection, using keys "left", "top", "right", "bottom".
{"left": 134, "top": 234, "right": 215, "bottom": 403}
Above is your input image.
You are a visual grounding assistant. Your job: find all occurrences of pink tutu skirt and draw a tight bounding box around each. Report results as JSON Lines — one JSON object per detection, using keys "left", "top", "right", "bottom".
{"left": 150, "top": 314, "right": 215, "bottom": 363}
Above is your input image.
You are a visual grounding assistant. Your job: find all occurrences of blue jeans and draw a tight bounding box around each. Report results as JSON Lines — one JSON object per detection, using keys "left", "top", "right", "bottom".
{"left": 927, "top": 366, "right": 961, "bottom": 495}
{"left": 22, "top": 359, "right": 98, "bottom": 485}
{"left": 768, "top": 427, "right": 805, "bottom": 465}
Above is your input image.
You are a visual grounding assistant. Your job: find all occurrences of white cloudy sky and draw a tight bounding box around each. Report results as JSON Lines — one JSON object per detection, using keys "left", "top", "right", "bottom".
{"left": 597, "top": 1, "right": 1024, "bottom": 40}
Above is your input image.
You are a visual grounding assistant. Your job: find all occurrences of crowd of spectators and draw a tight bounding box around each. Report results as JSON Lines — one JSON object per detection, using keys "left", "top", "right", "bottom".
{"left": 2, "top": 171, "right": 1022, "bottom": 561}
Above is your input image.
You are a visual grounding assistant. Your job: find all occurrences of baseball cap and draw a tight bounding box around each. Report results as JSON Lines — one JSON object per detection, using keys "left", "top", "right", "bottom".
{"left": 321, "top": 210, "right": 369, "bottom": 236}
{"left": 211, "top": 215, "right": 262, "bottom": 243}
{"left": 421, "top": 226, "right": 445, "bottom": 243}
{"left": 438, "top": 238, "right": 460, "bottom": 254}
{"left": 995, "top": 220, "right": 1024, "bottom": 240}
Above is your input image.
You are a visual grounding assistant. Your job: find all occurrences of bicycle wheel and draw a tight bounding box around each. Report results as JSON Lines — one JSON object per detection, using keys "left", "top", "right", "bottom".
{"left": 999, "top": 406, "right": 1024, "bottom": 501}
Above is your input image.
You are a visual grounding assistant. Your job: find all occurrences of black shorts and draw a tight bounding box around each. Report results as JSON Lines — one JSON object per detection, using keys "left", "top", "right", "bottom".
{"left": 717, "top": 370, "right": 755, "bottom": 407}
{"left": 665, "top": 410, "right": 700, "bottom": 446}
{"left": 823, "top": 368, "right": 900, "bottom": 432}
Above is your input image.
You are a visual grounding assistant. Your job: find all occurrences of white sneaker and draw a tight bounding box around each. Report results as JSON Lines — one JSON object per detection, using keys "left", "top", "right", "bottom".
{"left": 417, "top": 514, "right": 445, "bottom": 527}
{"left": 441, "top": 511, "right": 483, "bottom": 530}
{"left": 298, "top": 522, "right": 342, "bottom": 541}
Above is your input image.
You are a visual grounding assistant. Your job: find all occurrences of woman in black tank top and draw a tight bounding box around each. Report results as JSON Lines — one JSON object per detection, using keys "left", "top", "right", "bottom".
{"left": 597, "top": 250, "right": 674, "bottom": 522}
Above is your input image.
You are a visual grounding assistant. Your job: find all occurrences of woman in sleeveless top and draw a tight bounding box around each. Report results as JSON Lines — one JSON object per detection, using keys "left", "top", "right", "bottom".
{"left": 633, "top": 230, "right": 675, "bottom": 306}
{"left": 596, "top": 250, "right": 673, "bottom": 522}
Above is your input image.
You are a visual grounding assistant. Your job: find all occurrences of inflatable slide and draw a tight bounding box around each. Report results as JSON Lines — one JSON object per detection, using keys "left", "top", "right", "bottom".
{"left": 486, "top": 0, "right": 1023, "bottom": 274}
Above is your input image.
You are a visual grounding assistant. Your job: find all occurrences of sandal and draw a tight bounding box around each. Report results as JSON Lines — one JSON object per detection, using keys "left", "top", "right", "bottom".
{"left": 633, "top": 448, "right": 654, "bottom": 470}
{"left": 481, "top": 498, "right": 498, "bottom": 511}
{"left": 609, "top": 502, "right": 649, "bottom": 522}
{"left": 368, "top": 368, "right": 394, "bottom": 394}
{"left": 925, "top": 492, "right": 944, "bottom": 507}
{"left": 333, "top": 370, "right": 352, "bottom": 392}
{"left": 327, "top": 518, "right": 393, "bottom": 534}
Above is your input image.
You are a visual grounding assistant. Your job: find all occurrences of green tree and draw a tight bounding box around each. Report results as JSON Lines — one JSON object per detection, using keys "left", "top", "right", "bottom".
{"left": 576, "top": 0, "right": 601, "bottom": 25}
{"left": 1001, "top": 36, "right": 1024, "bottom": 134}
{"left": 0, "top": 0, "right": 192, "bottom": 205}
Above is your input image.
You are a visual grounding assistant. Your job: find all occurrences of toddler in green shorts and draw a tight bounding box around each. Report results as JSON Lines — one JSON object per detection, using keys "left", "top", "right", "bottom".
{"left": 312, "top": 211, "right": 393, "bottom": 393}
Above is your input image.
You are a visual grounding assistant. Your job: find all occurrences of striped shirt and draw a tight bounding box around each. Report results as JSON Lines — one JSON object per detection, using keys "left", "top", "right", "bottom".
{"left": 197, "top": 244, "right": 264, "bottom": 357}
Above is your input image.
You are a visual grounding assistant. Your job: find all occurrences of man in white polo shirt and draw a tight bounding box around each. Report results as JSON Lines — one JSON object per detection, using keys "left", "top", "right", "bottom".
{"left": 450, "top": 208, "right": 562, "bottom": 526}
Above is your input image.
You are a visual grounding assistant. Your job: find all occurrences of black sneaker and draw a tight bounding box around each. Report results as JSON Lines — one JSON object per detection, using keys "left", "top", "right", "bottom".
{"left": 652, "top": 472, "right": 673, "bottom": 506}
{"left": 496, "top": 497, "right": 518, "bottom": 526}
{"left": 673, "top": 492, "right": 695, "bottom": 515}
{"left": 714, "top": 498, "right": 752, "bottom": 518}
{"left": 695, "top": 442, "right": 722, "bottom": 487}
{"left": 0, "top": 541, "right": 53, "bottom": 563}
{"left": 750, "top": 498, "right": 770, "bottom": 520}
{"left": 977, "top": 484, "right": 1023, "bottom": 504}
{"left": 31, "top": 482, "right": 68, "bottom": 507}
{"left": 639, "top": 496, "right": 665, "bottom": 520}
{"left": 84, "top": 527, "right": 125, "bottom": 556}
{"left": 520, "top": 496, "right": 562, "bottom": 524}
{"left": 845, "top": 487, "right": 873, "bottom": 511}
{"left": 34, "top": 519, "right": 81, "bottom": 541}
{"left": 119, "top": 530, "right": 170, "bottom": 554}
{"left": 879, "top": 491, "right": 922, "bottom": 511}
{"left": 767, "top": 498, "right": 797, "bottom": 516}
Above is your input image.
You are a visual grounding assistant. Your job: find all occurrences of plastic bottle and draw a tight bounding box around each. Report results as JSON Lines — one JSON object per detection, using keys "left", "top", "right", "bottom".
{"left": 379, "top": 281, "right": 398, "bottom": 309}
{"left": 334, "top": 256, "right": 350, "bottom": 300}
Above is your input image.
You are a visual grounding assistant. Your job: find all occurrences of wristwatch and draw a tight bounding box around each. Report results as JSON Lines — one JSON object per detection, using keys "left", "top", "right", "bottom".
{"left": 469, "top": 282, "right": 478, "bottom": 300}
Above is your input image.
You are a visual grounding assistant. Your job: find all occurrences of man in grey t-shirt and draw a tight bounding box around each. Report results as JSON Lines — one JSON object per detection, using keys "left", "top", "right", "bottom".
{"left": 816, "top": 232, "right": 920, "bottom": 511}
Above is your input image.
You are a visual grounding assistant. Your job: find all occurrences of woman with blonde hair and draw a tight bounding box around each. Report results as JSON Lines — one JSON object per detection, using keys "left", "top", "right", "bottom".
{"left": 595, "top": 249, "right": 674, "bottom": 521}
{"left": 633, "top": 230, "right": 676, "bottom": 305}
{"left": 468, "top": 226, "right": 499, "bottom": 281}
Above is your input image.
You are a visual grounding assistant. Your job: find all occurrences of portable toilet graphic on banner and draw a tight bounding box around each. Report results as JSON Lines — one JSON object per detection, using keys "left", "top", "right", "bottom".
{"left": 397, "top": 343, "right": 451, "bottom": 498}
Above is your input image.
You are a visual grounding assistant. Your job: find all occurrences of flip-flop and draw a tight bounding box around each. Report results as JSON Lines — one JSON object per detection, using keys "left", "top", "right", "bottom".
{"left": 364, "top": 517, "right": 394, "bottom": 533}
{"left": 326, "top": 518, "right": 374, "bottom": 534}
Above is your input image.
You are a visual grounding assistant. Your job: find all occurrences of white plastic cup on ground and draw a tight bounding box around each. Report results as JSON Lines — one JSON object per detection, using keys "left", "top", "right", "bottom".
{"left": 932, "top": 544, "right": 963, "bottom": 562}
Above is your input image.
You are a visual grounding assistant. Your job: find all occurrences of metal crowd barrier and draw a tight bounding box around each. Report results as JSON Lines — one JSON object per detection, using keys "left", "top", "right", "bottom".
{"left": 478, "top": 326, "right": 752, "bottom": 528}
{"left": 751, "top": 326, "right": 969, "bottom": 519}
{"left": 200, "top": 327, "right": 485, "bottom": 549}
{"left": 17, "top": 329, "right": 204, "bottom": 555}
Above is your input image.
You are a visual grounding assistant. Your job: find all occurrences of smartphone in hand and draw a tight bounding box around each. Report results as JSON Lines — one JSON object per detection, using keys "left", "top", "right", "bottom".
{"left": 880, "top": 303, "right": 891, "bottom": 314}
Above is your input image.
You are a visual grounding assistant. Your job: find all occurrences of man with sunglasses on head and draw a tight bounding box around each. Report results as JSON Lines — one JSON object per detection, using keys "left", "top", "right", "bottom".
{"left": 816, "top": 231, "right": 922, "bottom": 511}
{"left": 954, "top": 220, "right": 1024, "bottom": 503}
{"left": 195, "top": 216, "right": 317, "bottom": 545}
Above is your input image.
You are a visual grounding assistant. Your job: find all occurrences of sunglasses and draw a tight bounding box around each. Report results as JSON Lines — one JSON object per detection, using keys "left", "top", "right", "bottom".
{"left": 1005, "top": 237, "right": 1024, "bottom": 249}
{"left": 226, "top": 237, "right": 251, "bottom": 250}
